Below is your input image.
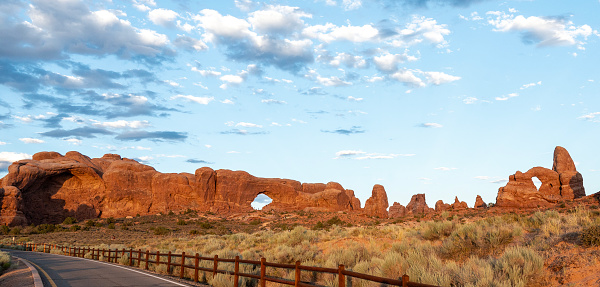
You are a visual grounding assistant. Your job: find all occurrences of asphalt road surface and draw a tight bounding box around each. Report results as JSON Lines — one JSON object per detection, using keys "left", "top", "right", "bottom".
{"left": 3, "top": 249, "right": 193, "bottom": 287}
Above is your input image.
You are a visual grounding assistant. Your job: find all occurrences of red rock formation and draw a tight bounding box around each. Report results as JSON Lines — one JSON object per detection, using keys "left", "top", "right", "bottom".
{"left": 496, "top": 146, "right": 585, "bottom": 208}
{"left": 406, "top": 194, "right": 433, "bottom": 215}
{"left": 474, "top": 195, "right": 487, "bottom": 208}
{"left": 435, "top": 200, "right": 450, "bottom": 212}
{"left": 363, "top": 184, "right": 389, "bottom": 218}
{"left": 452, "top": 197, "right": 468, "bottom": 210}
{"left": 388, "top": 202, "right": 406, "bottom": 218}
{"left": 0, "top": 151, "right": 364, "bottom": 225}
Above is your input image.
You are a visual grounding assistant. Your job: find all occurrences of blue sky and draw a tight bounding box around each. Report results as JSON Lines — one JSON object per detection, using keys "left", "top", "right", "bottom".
{"left": 1, "top": 0, "right": 599, "bottom": 208}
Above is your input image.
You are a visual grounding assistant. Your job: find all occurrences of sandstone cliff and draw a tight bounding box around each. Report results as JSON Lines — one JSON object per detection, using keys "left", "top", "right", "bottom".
{"left": 0, "top": 151, "right": 365, "bottom": 226}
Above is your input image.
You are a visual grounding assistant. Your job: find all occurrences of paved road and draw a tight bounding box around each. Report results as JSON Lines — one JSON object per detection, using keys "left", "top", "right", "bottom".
{"left": 3, "top": 249, "right": 192, "bottom": 287}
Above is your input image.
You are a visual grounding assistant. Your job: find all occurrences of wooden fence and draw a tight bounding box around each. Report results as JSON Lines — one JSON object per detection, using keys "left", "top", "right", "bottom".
{"left": 12, "top": 242, "right": 438, "bottom": 287}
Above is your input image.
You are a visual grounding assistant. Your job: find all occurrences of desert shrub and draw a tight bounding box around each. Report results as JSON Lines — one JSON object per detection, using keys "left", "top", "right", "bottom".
{"left": 106, "top": 217, "right": 116, "bottom": 224}
{"left": 189, "top": 229, "right": 199, "bottom": 235}
{"left": 50, "top": 249, "right": 65, "bottom": 255}
{"left": 108, "top": 223, "right": 115, "bottom": 229}
{"left": 0, "top": 251, "right": 11, "bottom": 273}
{"left": 70, "top": 225, "right": 81, "bottom": 232}
{"left": 440, "top": 221, "right": 521, "bottom": 260}
{"left": 580, "top": 225, "right": 600, "bottom": 246}
{"left": 34, "top": 224, "right": 56, "bottom": 234}
{"left": 118, "top": 253, "right": 130, "bottom": 266}
{"left": 63, "top": 217, "right": 77, "bottom": 225}
{"left": 85, "top": 220, "right": 95, "bottom": 227}
{"left": 176, "top": 219, "right": 187, "bottom": 225}
{"left": 326, "top": 216, "right": 345, "bottom": 226}
{"left": 167, "top": 210, "right": 175, "bottom": 216}
{"left": 493, "top": 246, "right": 543, "bottom": 285}
{"left": 208, "top": 273, "right": 234, "bottom": 287}
{"left": 84, "top": 252, "right": 94, "bottom": 259}
{"left": 153, "top": 227, "right": 170, "bottom": 235}
{"left": 94, "top": 222, "right": 104, "bottom": 227}
{"left": 0, "top": 225, "right": 9, "bottom": 235}
{"left": 249, "top": 219, "right": 261, "bottom": 225}
{"left": 421, "top": 220, "right": 456, "bottom": 241}
{"left": 198, "top": 221, "right": 213, "bottom": 229}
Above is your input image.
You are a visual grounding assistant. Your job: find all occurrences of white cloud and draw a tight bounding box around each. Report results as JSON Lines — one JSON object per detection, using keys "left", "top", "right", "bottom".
{"left": 491, "top": 179, "right": 508, "bottom": 184}
{"left": 19, "top": 138, "right": 45, "bottom": 144}
{"left": 335, "top": 150, "right": 414, "bottom": 160}
{"left": 335, "top": 150, "right": 366, "bottom": 158}
{"left": 0, "top": 141, "right": 6, "bottom": 145}
{"left": 424, "top": 72, "right": 461, "bottom": 85}
{"left": 463, "top": 97, "right": 478, "bottom": 104}
{"left": 579, "top": 112, "right": 600, "bottom": 121}
{"left": 373, "top": 52, "right": 417, "bottom": 73}
{"left": 488, "top": 12, "right": 593, "bottom": 49}
{"left": 347, "top": 96, "right": 363, "bottom": 101}
{"left": 65, "top": 138, "right": 82, "bottom": 145}
{"left": 138, "top": 156, "right": 154, "bottom": 161}
{"left": 236, "top": 122, "right": 263, "bottom": 128}
{"left": 205, "top": 144, "right": 212, "bottom": 148}
{"left": 390, "top": 70, "right": 425, "bottom": 87}
{"left": 261, "top": 99, "right": 287, "bottom": 104}
{"left": 520, "top": 81, "right": 542, "bottom": 89}
{"left": 221, "top": 99, "right": 235, "bottom": 104}
{"left": 0, "top": 152, "right": 31, "bottom": 169}
{"left": 164, "top": 80, "right": 180, "bottom": 87}
{"left": 171, "top": 95, "right": 215, "bottom": 105}
{"left": 421, "top": 123, "right": 443, "bottom": 128}
{"left": 328, "top": 52, "right": 368, "bottom": 69}
{"left": 317, "top": 75, "right": 351, "bottom": 87}
{"left": 391, "top": 16, "right": 450, "bottom": 48}
{"left": 303, "top": 23, "right": 379, "bottom": 43}
{"left": 235, "top": 0, "right": 255, "bottom": 12}
{"left": 191, "top": 67, "right": 222, "bottom": 77}
{"left": 474, "top": 176, "right": 491, "bottom": 180}
{"left": 342, "top": 0, "right": 362, "bottom": 10}
{"left": 531, "top": 105, "right": 541, "bottom": 112}
{"left": 92, "top": 120, "right": 150, "bottom": 129}
{"left": 248, "top": 5, "right": 311, "bottom": 35}
{"left": 227, "top": 151, "right": 241, "bottom": 154}
{"left": 148, "top": 8, "right": 179, "bottom": 27}
{"left": 495, "top": 93, "right": 519, "bottom": 101}
{"left": 174, "top": 35, "right": 208, "bottom": 51}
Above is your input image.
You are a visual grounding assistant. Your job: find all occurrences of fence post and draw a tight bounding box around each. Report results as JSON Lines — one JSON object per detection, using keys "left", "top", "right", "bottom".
{"left": 338, "top": 265, "right": 345, "bottom": 287}
{"left": 167, "top": 251, "right": 172, "bottom": 274}
{"left": 145, "top": 250, "right": 150, "bottom": 270}
{"left": 234, "top": 256, "right": 240, "bottom": 287}
{"left": 260, "top": 257, "right": 266, "bottom": 287}
{"left": 138, "top": 249, "right": 142, "bottom": 267}
{"left": 295, "top": 261, "right": 300, "bottom": 287}
{"left": 180, "top": 252, "right": 186, "bottom": 279}
{"left": 129, "top": 249, "right": 133, "bottom": 266}
{"left": 157, "top": 251, "right": 161, "bottom": 266}
{"left": 402, "top": 274, "right": 409, "bottom": 287}
{"left": 213, "top": 255, "right": 218, "bottom": 278}
{"left": 194, "top": 253, "right": 200, "bottom": 282}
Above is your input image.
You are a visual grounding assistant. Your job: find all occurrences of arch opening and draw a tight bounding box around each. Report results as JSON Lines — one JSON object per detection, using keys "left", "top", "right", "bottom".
{"left": 251, "top": 193, "right": 273, "bottom": 210}
{"left": 532, "top": 177, "right": 542, "bottom": 191}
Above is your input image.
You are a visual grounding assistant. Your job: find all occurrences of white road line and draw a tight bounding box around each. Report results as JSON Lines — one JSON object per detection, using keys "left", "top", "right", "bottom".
{"left": 27, "top": 251, "right": 193, "bottom": 287}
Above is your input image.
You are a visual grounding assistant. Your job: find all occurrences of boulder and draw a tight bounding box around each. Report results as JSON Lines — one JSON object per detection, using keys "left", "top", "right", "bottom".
{"left": 474, "top": 195, "right": 487, "bottom": 208}
{"left": 363, "top": 184, "right": 389, "bottom": 218}
{"left": 452, "top": 197, "right": 468, "bottom": 210}
{"left": 388, "top": 202, "right": 406, "bottom": 218}
{"left": 435, "top": 200, "right": 450, "bottom": 212}
{"left": 406, "top": 194, "right": 433, "bottom": 215}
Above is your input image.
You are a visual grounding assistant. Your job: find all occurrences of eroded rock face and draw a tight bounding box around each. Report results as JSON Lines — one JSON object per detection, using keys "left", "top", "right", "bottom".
{"left": 363, "top": 184, "right": 389, "bottom": 218}
{"left": 452, "top": 197, "right": 468, "bottom": 210}
{"left": 406, "top": 193, "right": 433, "bottom": 215}
{"left": 474, "top": 195, "right": 487, "bottom": 209}
{"left": 435, "top": 200, "right": 450, "bottom": 212}
{"left": 0, "top": 151, "right": 364, "bottom": 226}
{"left": 388, "top": 202, "right": 406, "bottom": 218}
{"left": 496, "top": 146, "right": 585, "bottom": 208}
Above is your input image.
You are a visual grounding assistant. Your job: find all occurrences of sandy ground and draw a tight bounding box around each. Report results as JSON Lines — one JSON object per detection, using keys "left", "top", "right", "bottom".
{"left": 0, "top": 256, "right": 35, "bottom": 287}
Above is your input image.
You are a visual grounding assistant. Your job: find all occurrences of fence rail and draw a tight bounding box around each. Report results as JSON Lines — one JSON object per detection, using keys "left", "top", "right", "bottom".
{"left": 10, "top": 242, "right": 438, "bottom": 287}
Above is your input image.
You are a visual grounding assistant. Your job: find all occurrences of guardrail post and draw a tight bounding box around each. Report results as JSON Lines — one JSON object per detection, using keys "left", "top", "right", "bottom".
{"left": 260, "top": 257, "right": 266, "bottom": 287}
{"left": 295, "top": 261, "right": 300, "bottom": 287}
{"left": 194, "top": 253, "right": 200, "bottom": 282}
{"left": 338, "top": 265, "right": 345, "bottom": 287}
{"left": 167, "top": 251, "right": 172, "bottom": 274}
{"left": 234, "top": 256, "right": 240, "bottom": 287}
{"left": 180, "top": 252, "right": 186, "bottom": 278}
{"left": 402, "top": 274, "right": 409, "bottom": 287}
{"left": 212, "top": 255, "right": 218, "bottom": 278}
{"left": 145, "top": 250, "right": 150, "bottom": 270}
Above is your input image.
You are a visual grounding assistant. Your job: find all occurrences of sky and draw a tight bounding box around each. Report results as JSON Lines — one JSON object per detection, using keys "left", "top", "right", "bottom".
{"left": 1, "top": 0, "right": 599, "bottom": 209}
